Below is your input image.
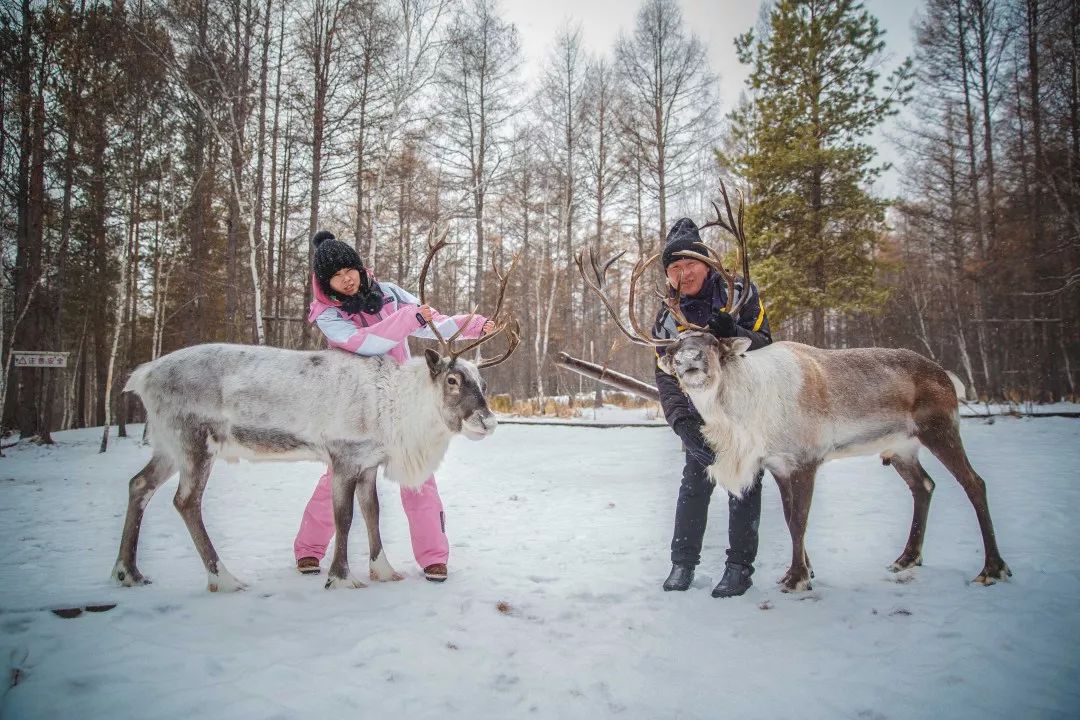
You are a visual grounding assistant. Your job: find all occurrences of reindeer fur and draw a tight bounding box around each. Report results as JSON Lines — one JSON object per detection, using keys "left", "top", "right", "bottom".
{"left": 113, "top": 343, "right": 495, "bottom": 592}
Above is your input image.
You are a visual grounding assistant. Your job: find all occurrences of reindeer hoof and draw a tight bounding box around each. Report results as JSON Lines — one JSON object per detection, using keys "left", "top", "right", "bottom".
{"left": 207, "top": 569, "right": 247, "bottom": 593}
{"left": 780, "top": 579, "right": 813, "bottom": 593}
{"left": 778, "top": 569, "right": 815, "bottom": 584}
{"left": 370, "top": 570, "right": 405, "bottom": 582}
{"left": 112, "top": 562, "right": 151, "bottom": 587}
{"left": 778, "top": 570, "right": 813, "bottom": 593}
{"left": 368, "top": 550, "right": 403, "bottom": 582}
{"left": 972, "top": 561, "right": 1012, "bottom": 586}
{"left": 888, "top": 554, "right": 922, "bottom": 572}
{"left": 325, "top": 574, "right": 367, "bottom": 590}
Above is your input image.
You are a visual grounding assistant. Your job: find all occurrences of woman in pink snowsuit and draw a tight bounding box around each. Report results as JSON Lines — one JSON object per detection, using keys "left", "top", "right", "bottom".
{"left": 295, "top": 230, "right": 492, "bottom": 582}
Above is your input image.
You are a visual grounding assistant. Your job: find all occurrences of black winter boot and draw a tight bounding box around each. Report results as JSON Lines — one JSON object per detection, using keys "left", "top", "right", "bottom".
{"left": 711, "top": 562, "right": 753, "bottom": 598}
{"left": 662, "top": 563, "right": 695, "bottom": 592}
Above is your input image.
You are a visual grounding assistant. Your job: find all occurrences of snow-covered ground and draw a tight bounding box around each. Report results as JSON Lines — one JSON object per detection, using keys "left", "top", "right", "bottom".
{"left": 1, "top": 417, "right": 1079, "bottom": 719}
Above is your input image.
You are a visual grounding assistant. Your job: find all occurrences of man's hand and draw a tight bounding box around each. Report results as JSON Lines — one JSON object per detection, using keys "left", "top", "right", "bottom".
{"left": 417, "top": 305, "right": 434, "bottom": 323}
{"left": 707, "top": 311, "right": 737, "bottom": 338}
{"left": 673, "top": 418, "right": 715, "bottom": 467}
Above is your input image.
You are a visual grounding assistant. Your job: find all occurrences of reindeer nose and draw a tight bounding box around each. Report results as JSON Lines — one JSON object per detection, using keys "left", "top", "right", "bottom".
{"left": 477, "top": 410, "right": 497, "bottom": 433}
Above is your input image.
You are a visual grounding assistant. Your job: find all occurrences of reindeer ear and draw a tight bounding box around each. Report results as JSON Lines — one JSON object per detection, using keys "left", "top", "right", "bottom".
{"left": 424, "top": 348, "right": 442, "bottom": 378}
{"left": 726, "top": 336, "right": 752, "bottom": 357}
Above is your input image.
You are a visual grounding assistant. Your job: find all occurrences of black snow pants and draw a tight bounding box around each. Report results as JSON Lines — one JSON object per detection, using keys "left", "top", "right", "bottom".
{"left": 670, "top": 450, "right": 763, "bottom": 570}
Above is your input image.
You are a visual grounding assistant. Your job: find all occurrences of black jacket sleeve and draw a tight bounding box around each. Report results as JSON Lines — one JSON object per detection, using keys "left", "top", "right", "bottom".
{"left": 656, "top": 359, "right": 697, "bottom": 428}
{"left": 653, "top": 307, "right": 701, "bottom": 429}
{"left": 731, "top": 281, "right": 772, "bottom": 350}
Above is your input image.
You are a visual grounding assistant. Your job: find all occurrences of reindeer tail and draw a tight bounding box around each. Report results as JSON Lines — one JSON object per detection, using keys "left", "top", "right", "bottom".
{"left": 123, "top": 361, "right": 154, "bottom": 397}
{"left": 945, "top": 371, "right": 967, "bottom": 401}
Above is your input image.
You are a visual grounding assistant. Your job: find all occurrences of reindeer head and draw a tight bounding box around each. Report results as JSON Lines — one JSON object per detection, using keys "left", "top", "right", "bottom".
{"left": 422, "top": 350, "right": 498, "bottom": 439}
{"left": 657, "top": 332, "right": 752, "bottom": 391}
{"left": 416, "top": 227, "right": 521, "bottom": 441}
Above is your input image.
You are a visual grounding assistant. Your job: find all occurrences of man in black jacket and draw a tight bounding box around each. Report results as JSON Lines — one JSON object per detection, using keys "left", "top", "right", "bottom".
{"left": 653, "top": 217, "right": 772, "bottom": 598}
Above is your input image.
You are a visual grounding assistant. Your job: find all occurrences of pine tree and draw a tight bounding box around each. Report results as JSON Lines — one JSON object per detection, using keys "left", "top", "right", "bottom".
{"left": 727, "top": 0, "right": 911, "bottom": 345}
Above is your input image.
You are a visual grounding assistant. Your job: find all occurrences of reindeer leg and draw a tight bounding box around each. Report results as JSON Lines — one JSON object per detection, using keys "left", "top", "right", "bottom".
{"left": 355, "top": 469, "right": 403, "bottom": 582}
{"left": 173, "top": 433, "right": 245, "bottom": 593}
{"left": 888, "top": 454, "right": 935, "bottom": 572}
{"left": 325, "top": 463, "right": 366, "bottom": 589}
{"left": 774, "top": 471, "right": 813, "bottom": 585}
{"left": 776, "top": 463, "right": 818, "bottom": 592}
{"left": 918, "top": 416, "right": 1011, "bottom": 585}
{"left": 112, "top": 453, "right": 176, "bottom": 587}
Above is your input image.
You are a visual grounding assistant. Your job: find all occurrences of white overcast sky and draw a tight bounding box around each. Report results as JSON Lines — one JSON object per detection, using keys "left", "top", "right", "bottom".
{"left": 499, "top": 0, "right": 922, "bottom": 197}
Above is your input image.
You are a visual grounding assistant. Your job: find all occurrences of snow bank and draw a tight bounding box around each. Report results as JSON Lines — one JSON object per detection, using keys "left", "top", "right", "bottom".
{"left": 1, "top": 418, "right": 1078, "bottom": 719}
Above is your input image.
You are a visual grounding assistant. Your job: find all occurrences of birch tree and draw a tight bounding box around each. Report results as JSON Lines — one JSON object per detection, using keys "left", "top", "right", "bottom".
{"left": 435, "top": 0, "right": 521, "bottom": 302}
{"left": 615, "top": 0, "right": 717, "bottom": 249}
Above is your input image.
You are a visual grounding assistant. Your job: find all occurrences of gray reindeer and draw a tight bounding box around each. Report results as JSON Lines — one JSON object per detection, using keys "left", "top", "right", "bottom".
{"left": 113, "top": 241, "right": 518, "bottom": 592}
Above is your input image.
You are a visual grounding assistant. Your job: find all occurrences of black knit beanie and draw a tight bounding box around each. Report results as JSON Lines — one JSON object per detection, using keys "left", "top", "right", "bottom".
{"left": 661, "top": 218, "right": 710, "bottom": 269}
{"left": 311, "top": 230, "right": 384, "bottom": 314}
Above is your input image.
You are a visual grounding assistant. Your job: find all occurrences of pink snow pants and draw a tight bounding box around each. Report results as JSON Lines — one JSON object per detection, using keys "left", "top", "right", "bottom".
{"left": 293, "top": 467, "right": 449, "bottom": 568}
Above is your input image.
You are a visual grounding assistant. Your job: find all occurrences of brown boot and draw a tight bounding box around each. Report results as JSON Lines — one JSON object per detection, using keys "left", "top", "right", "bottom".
{"left": 296, "top": 557, "right": 321, "bottom": 575}
{"left": 423, "top": 563, "right": 447, "bottom": 583}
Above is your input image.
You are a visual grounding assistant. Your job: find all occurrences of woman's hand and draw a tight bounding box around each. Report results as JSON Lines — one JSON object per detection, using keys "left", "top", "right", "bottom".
{"left": 482, "top": 320, "right": 496, "bottom": 335}
{"left": 417, "top": 305, "right": 434, "bottom": 323}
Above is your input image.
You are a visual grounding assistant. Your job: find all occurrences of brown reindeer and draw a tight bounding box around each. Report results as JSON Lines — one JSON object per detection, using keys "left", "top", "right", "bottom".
{"left": 577, "top": 183, "right": 1011, "bottom": 591}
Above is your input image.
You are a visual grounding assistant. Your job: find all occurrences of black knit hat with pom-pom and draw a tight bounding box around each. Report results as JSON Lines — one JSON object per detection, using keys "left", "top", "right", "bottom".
{"left": 311, "top": 230, "right": 385, "bottom": 314}
{"left": 661, "top": 218, "right": 710, "bottom": 269}
{"left": 312, "top": 230, "right": 364, "bottom": 296}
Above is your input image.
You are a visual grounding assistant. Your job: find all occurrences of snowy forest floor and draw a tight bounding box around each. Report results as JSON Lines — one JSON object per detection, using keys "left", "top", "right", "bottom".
{"left": 1, "top": 416, "right": 1078, "bottom": 719}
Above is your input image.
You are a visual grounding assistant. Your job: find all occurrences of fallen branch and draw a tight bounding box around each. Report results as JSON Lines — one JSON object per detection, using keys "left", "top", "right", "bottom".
{"left": 554, "top": 352, "right": 659, "bottom": 402}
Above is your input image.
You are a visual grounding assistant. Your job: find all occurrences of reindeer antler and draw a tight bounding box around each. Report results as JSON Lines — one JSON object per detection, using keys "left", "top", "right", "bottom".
{"left": 575, "top": 248, "right": 705, "bottom": 347}
{"left": 577, "top": 249, "right": 663, "bottom": 347}
{"left": 444, "top": 251, "right": 520, "bottom": 362}
{"left": 416, "top": 231, "right": 521, "bottom": 366}
{"left": 475, "top": 318, "right": 521, "bottom": 369}
{"left": 417, "top": 224, "right": 451, "bottom": 308}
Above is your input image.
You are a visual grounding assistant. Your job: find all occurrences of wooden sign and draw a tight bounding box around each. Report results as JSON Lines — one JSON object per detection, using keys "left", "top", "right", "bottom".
{"left": 12, "top": 351, "right": 69, "bottom": 368}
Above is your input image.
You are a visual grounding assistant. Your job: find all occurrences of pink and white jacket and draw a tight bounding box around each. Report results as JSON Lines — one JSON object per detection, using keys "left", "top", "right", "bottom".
{"left": 307, "top": 273, "right": 488, "bottom": 363}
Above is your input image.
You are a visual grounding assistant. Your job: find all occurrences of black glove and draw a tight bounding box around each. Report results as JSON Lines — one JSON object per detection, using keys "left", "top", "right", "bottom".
{"left": 707, "top": 311, "right": 737, "bottom": 338}
{"left": 673, "top": 418, "right": 715, "bottom": 467}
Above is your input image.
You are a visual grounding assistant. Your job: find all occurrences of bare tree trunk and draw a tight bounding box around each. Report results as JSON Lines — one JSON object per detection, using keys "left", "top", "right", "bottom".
{"left": 99, "top": 244, "right": 130, "bottom": 453}
{"left": 365, "top": 0, "right": 454, "bottom": 268}
{"left": 534, "top": 193, "right": 560, "bottom": 412}
{"left": 0, "top": 275, "right": 45, "bottom": 454}
{"left": 954, "top": 0, "right": 995, "bottom": 393}
{"left": 253, "top": 0, "right": 273, "bottom": 334}
{"left": 11, "top": 2, "right": 47, "bottom": 437}
{"left": 63, "top": 318, "right": 87, "bottom": 430}
{"left": 635, "top": 154, "right": 644, "bottom": 256}
{"left": 186, "top": 0, "right": 213, "bottom": 347}
{"left": 304, "top": 0, "right": 344, "bottom": 346}
{"left": 277, "top": 116, "right": 293, "bottom": 346}
{"left": 1025, "top": 0, "right": 1053, "bottom": 398}
{"left": 265, "top": 0, "right": 285, "bottom": 329}
{"left": 281, "top": 115, "right": 294, "bottom": 344}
